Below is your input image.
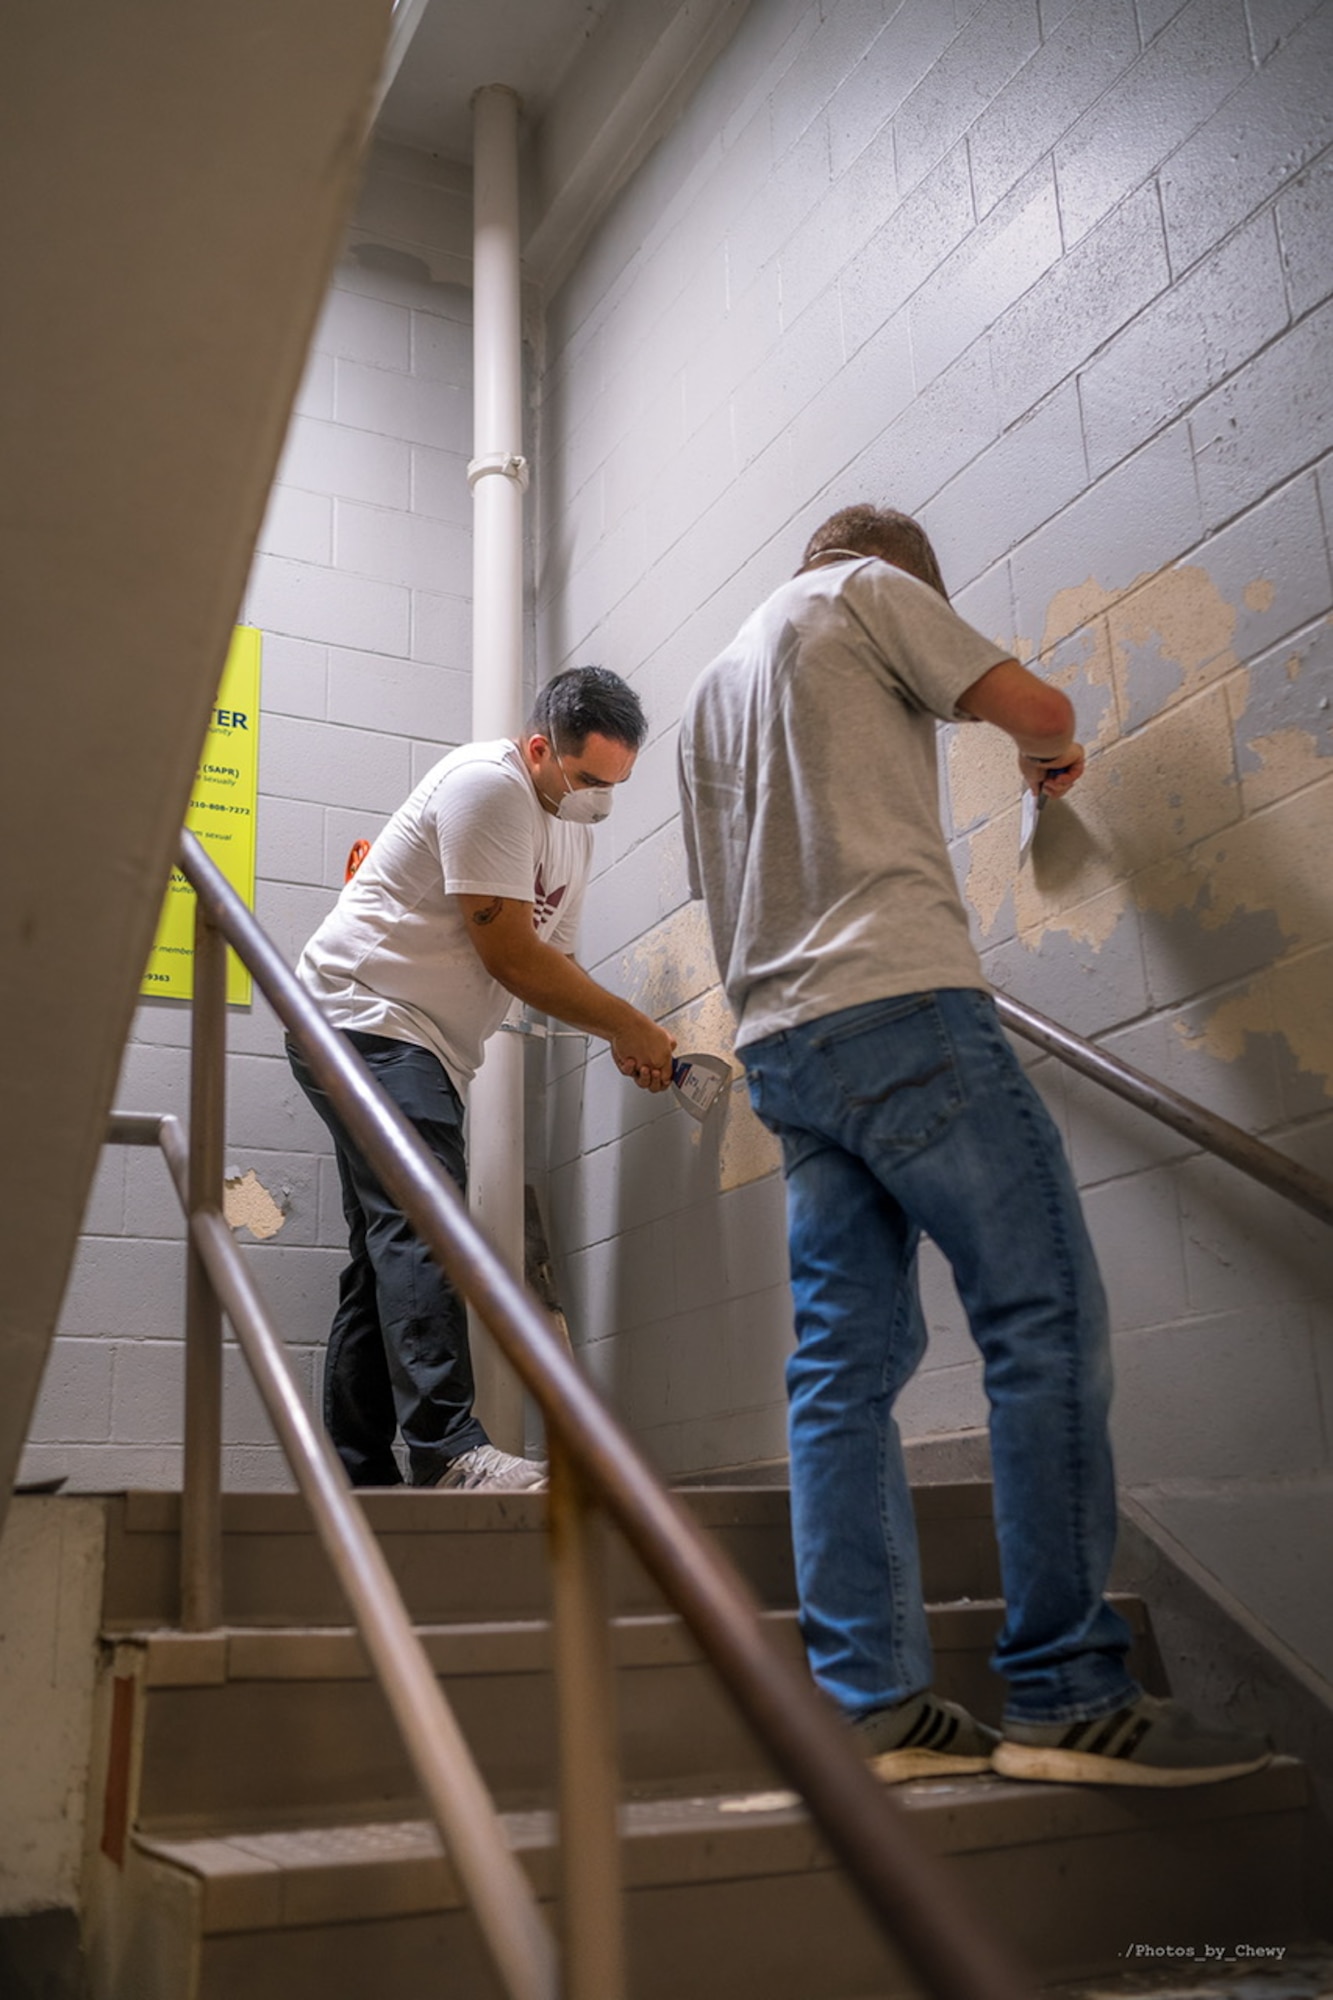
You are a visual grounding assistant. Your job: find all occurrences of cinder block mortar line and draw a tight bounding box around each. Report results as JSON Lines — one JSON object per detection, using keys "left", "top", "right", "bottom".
{"left": 1314, "top": 451, "right": 1333, "bottom": 558}
{"left": 544, "top": 161, "right": 1136, "bottom": 600}
{"left": 973, "top": 189, "right": 1301, "bottom": 461}
{"left": 1200, "top": 934, "right": 1333, "bottom": 987}
{"left": 1148, "top": 473, "right": 1333, "bottom": 609}
{"left": 1102, "top": 287, "right": 1309, "bottom": 465}
{"left": 1071, "top": 1147, "right": 1214, "bottom": 1200}
{"left": 1218, "top": 760, "right": 1332, "bottom": 818}
{"left": 1247, "top": 1113, "right": 1333, "bottom": 1172}
{"left": 588, "top": 513, "right": 809, "bottom": 701}
{"left": 549, "top": 147, "right": 734, "bottom": 408}
{"left": 1189, "top": 390, "right": 1333, "bottom": 543}
{"left": 546, "top": 327, "right": 824, "bottom": 643}
{"left": 1162, "top": 140, "right": 1332, "bottom": 293}
{"left": 563, "top": 232, "right": 1316, "bottom": 670}
{"left": 1100, "top": 657, "right": 1249, "bottom": 741}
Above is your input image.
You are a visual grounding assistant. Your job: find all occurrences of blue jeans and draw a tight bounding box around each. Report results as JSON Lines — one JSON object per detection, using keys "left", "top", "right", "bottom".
{"left": 287, "top": 1033, "right": 489, "bottom": 1487}
{"left": 743, "top": 989, "right": 1139, "bottom": 1726}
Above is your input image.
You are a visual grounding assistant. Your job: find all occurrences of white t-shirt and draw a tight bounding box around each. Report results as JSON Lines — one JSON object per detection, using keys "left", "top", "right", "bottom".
{"left": 678, "top": 558, "right": 1011, "bottom": 1049}
{"left": 296, "top": 740, "right": 591, "bottom": 1093}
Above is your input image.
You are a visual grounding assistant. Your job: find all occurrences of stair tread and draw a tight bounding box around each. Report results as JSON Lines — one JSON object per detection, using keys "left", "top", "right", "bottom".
{"left": 118, "top": 1484, "right": 803, "bottom": 1534}
{"left": 134, "top": 1760, "right": 1308, "bottom": 1937}
{"left": 119, "top": 1595, "right": 1152, "bottom": 1686}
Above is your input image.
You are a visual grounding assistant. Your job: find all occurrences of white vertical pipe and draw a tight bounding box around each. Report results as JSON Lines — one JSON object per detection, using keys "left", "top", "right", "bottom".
{"left": 467, "top": 84, "right": 527, "bottom": 1451}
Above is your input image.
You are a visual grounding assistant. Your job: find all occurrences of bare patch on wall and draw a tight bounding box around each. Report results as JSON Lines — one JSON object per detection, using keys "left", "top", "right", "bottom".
{"left": 949, "top": 563, "right": 1333, "bottom": 1093}
{"left": 1175, "top": 942, "right": 1333, "bottom": 1095}
{"left": 622, "top": 911, "right": 781, "bottom": 1193}
{"left": 224, "top": 1169, "right": 287, "bottom": 1240}
{"left": 617, "top": 902, "right": 719, "bottom": 1022}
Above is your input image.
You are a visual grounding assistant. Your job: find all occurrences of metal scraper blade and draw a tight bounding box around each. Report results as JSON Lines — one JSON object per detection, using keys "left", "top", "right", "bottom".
{"left": 1019, "top": 786, "right": 1045, "bottom": 862}
{"left": 671, "top": 1052, "right": 732, "bottom": 1121}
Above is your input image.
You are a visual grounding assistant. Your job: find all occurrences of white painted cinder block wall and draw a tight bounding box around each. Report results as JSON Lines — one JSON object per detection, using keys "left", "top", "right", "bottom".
{"left": 20, "top": 145, "right": 480, "bottom": 1491}
{"left": 535, "top": 0, "right": 1333, "bottom": 1483}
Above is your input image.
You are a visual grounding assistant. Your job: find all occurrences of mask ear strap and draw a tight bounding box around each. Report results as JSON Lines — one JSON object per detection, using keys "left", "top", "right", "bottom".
{"left": 804, "top": 546, "right": 867, "bottom": 567}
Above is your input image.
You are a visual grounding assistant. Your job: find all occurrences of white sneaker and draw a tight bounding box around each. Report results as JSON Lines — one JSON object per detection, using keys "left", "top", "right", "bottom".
{"left": 434, "top": 1444, "right": 547, "bottom": 1492}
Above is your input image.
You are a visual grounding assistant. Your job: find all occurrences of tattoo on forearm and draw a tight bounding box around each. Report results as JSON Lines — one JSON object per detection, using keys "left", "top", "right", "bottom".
{"left": 471, "top": 898, "right": 504, "bottom": 927}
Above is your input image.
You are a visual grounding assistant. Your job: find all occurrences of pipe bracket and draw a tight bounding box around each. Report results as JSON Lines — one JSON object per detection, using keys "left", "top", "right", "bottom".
{"left": 467, "top": 452, "right": 530, "bottom": 492}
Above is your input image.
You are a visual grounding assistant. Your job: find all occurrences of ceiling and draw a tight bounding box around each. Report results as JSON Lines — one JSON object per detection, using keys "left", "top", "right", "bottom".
{"left": 375, "top": 0, "right": 617, "bottom": 162}
{"left": 370, "top": 0, "right": 749, "bottom": 285}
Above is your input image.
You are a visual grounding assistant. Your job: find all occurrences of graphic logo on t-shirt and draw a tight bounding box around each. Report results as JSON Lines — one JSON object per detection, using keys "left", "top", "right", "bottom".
{"left": 533, "top": 864, "right": 567, "bottom": 932}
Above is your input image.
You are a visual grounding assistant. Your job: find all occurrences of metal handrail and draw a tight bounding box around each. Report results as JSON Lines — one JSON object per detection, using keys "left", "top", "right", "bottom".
{"left": 109, "top": 1163, "right": 555, "bottom": 1985}
{"left": 994, "top": 993, "right": 1333, "bottom": 1229}
{"left": 170, "top": 825, "right": 1036, "bottom": 2000}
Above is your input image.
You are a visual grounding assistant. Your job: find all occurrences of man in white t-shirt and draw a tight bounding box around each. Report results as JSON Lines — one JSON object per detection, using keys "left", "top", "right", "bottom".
{"left": 291, "top": 667, "right": 675, "bottom": 1492}
{"left": 677, "top": 505, "right": 1271, "bottom": 1791}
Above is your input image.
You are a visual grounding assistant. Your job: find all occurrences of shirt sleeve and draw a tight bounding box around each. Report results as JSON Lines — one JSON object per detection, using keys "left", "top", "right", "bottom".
{"left": 676, "top": 721, "right": 704, "bottom": 901}
{"left": 427, "top": 757, "right": 536, "bottom": 901}
{"left": 845, "top": 564, "right": 1013, "bottom": 722}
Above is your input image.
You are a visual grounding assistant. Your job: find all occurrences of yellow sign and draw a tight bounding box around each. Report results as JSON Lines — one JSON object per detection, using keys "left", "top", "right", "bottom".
{"left": 143, "top": 627, "right": 261, "bottom": 1005}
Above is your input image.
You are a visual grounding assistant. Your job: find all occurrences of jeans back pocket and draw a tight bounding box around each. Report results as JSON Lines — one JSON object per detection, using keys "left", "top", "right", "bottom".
{"left": 814, "top": 995, "right": 962, "bottom": 1154}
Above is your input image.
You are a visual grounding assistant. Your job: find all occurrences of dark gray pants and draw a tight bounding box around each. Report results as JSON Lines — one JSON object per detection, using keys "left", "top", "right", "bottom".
{"left": 287, "top": 1032, "right": 488, "bottom": 1487}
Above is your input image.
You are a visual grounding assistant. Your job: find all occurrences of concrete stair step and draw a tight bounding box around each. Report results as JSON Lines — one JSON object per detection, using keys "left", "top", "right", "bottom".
{"left": 115, "top": 1598, "right": 1165, "bottom": 1831}
{"left": 100, "top": 1482, "right": 1004, "bottom": 1630}
{"left": 1048, "top": 1944, "right": 1333, "bottom": 1998}
{"left": 112, "top": 1764, "right": 1314, "bottom": 2000}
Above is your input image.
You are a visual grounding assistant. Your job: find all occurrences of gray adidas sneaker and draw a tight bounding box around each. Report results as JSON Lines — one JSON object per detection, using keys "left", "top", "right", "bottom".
{"left": 993, "top": 1694, "right": 1272, "bottom": 1788}
{"left": 854, "top": 1691, "right": 1000, "bottom": 1783}
{"left": 435, "top": 1444, "right": 548, "bottom": 1492}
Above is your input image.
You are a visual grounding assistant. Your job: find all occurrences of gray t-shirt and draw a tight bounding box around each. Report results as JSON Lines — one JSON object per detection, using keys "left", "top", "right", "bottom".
{"left": 677, "top": 557, "right": 1010, "bottom": 1049}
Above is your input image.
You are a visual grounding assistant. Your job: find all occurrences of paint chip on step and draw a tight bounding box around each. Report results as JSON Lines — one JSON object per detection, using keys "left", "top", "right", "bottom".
{"left": 223, "top": 1169, "right": 287, "bottom": 1240}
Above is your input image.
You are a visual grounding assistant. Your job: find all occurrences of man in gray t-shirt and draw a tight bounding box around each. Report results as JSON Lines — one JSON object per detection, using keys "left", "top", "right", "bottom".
{"left": 677, "top": 505, "right": 1271, "bottom": 1790}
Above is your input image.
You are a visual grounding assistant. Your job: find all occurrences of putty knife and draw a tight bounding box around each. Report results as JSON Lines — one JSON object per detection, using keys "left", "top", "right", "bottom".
{"left": 1018, "top": 787, "right": 1045, "bottom": 862}
{"left": 671, "top": 1052, "right": 731, "bottom": 1120}
{"left": 1019, "top": 758, "right": 1077, "bottom": 863}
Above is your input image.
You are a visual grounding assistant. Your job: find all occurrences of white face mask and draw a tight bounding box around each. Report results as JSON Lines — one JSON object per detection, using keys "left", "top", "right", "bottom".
{"left": 553, "top": 753, "right": 614, "bottom": 824}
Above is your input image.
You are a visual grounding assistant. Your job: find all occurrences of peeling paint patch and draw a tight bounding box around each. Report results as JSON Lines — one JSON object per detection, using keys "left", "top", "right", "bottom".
{"left": 617, "top": 901, "right": 719, "bottom": 1020}
{"left": 668, "top": 982, "right": 737, "bottom": 1054}
{"left": 660, "top": 981, "right": 781, "bottom": 1192}
{"left": 1151, "top": 787, "right": 1333, "bottom": 952}
{"left": 1018, "top": 881, "right": 1131, "bottom": 953}
{"left": 1238, "top": 728, "right": 1327, "bottom": 813}
{"left": 614, "top": 899, "right": 785, "bottom": 1187}
{"left": 947, "top": 718, "right": 1021, "bottom": 836}
{"left": 1230, "top": 621, "right": 1333, "bottom": 809}
{"left": 950, "top": 565, "right": 1248, "bottom": 927}
{"left": 717, "top": 1087, "right": 783, "bottom": 1193}
{"left": 1174, "top": 945, "right": 1333, "bottom": 1100}
{"left": 224, "top": 1169, "right": 287, "bottom": 1240}
{"left": 965, "top": 809, "right": 1019, "bottom": 938}
{"left": 1009, "top": 688, "right": 1238, "bottom": 952}
{"left": 1045, "top": 621, "right": 1119, "bottom": 751}
{"left": 949, "top": 558, "right": 1332, "bottom": 1094}
{"left": 657, "top": 822, "right": 689, "bottom": 906}
{"left": 1105, "top": 565, "right": 1239, "bottom": 730}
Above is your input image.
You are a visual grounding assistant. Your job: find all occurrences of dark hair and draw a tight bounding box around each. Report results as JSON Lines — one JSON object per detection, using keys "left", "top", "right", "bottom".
{"left": 527, "top": 666, "right": 648, "bottom": 751}
{"left": 800, "top": 504, "right": 949, "bottom": 601}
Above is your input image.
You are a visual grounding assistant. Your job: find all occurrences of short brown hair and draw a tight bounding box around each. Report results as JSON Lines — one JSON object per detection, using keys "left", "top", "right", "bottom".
{"left": 800, "top": 505, "right": 948, "bottom": 600}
